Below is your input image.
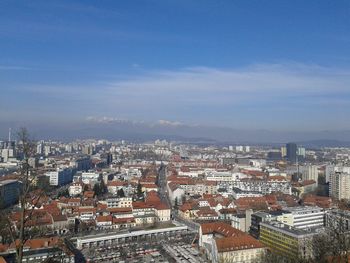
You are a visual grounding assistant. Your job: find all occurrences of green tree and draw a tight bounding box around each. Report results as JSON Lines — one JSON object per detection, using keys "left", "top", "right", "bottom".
{"left": 174, "top": 197, "right": 178, "bottom": 210}
{"left": 99, "top": 179, "right": 107, "bottom": 195}
{"left": 136, "top": 183, "right": 143, "bottom": 200}
{"left": 93, "top": 184, "right": 101, "bottom": 196}
{"left": 117, "top": 188, "right": 125, "bottom": 198}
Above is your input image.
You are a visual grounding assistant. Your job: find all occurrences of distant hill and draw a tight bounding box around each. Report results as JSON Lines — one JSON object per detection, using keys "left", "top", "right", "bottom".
{"left": 296, "top": 139, "right": 350, "bottom": 148}
{"left": 2, "top": 119, "right": 350, "bottom": 146}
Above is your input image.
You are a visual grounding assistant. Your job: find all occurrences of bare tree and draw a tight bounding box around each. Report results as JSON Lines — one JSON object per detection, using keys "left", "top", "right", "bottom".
{"left": 0, "top": 128, "right": 43, "bottom": 262}
{"left": 15, "top": 127, "right": 38, "bottom": 262}
{"left": 312, "top": 211, "right": 350, "bottom": 263}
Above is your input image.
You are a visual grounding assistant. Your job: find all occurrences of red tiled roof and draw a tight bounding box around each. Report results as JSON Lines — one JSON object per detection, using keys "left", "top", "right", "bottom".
{"left": 112, "top": 217, "right": 135, "bottom": 224}
{"left": 107, "top": 207, "right": 132, "bottom": 213}
{"left": 215, "top": 235, "right": 264, "bottom": 252}
{"left": 201, "top": 222, "right": 245, "bottom": 237}
{"left": 96, "top": 215, "right": 112, "bottom": 223}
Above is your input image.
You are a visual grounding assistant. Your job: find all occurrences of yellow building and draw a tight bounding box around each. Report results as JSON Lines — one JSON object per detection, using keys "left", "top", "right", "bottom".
{"left": 259, "top": 221, "right": 319, "bottom": 260}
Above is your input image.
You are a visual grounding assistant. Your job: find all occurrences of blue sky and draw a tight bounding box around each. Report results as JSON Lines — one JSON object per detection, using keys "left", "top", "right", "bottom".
{"left": 1, "top": 0, "right": 350, "bottom": 134}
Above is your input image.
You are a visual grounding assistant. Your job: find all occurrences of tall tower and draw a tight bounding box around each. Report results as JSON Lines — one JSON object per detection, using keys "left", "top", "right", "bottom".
{"left": 286, "top": 143, "right": 297, "bottom": 163}
{"left": 8, "top": 128, "right": 11, "bottom": 142}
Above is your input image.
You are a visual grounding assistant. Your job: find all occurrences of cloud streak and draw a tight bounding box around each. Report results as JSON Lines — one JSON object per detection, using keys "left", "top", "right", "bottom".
{"left": 3, "top": 63, "right": 350, "bottom": 130}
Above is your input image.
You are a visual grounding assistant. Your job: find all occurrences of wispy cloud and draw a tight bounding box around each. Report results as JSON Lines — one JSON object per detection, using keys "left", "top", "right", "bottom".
{"left": 0, "top": 65, "right": 33, "bottom": 70}
{"left": 4, "top": 63, "right": 350, "bottom": 130}
{"left": 106, "top": 63, "right": 350, "bottom": 105}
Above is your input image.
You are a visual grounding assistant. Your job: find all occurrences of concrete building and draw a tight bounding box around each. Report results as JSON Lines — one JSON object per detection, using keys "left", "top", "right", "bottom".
{"left": 249, "top": 210, "right": 285, "bottom": 239}
{"left": 231, "top": 209, "right": 253, "bottom": 232}
{"left": 301, "top": 165, "right": 319, "bottom": 185}
{"left": 281, "top": 146, "right": 287, "bottom": 158}
{"left": 260, "top": 221, "right": 321, "bottom": 260}
{"left": 326, "top": 209, "right": 350, "bottom": 231}
{"left": 68, "top": 183, "right": 83, "bottom": 196}
{"left": 297, "top": 147, "right": 306, "bottom": 158}
{"left": 229, "top": 178, "right": 292, "bottom": 195}
{"left": 325, "top": 164, "right": 334, "bottom": 183}
{"left": 0, "top": 179, "right": 21, "bottom": 207}
{"left": 81, "top": 172, "right": 100, "bottom": 185}
{"left": 46, "top": 167, "right": 75, "bottom": 186}
{"left": 199, "top": 222, "right": 265, "bottom": 263}
{"left": 279, "top": 206, "right": 325, "bottom": 229}
{"left": 74, "top": 157, "right": 91, "bottom": 171}
{"left": 286, "top": 143, "right": 297, "bottom": 163}
{"left": 329, "top": 172, "right": 350, "bottom": 200}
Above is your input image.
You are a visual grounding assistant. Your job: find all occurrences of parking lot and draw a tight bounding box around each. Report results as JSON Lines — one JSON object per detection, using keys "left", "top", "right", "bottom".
{"left": 81, "top": 231, "right": 203, "bottom": 263}
{"left": 162, "top": 243, "right": 206, "bottom": 263}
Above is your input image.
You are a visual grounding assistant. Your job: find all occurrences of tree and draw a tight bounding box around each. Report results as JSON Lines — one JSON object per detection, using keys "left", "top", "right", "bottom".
{"left": 311, "top": 212, "right": 350, "bottom": 263}
{"left": 174, "top": 197, "right": 178, "bottom": 210}
{"left": 99, "top": 179, "right": 107, "bottom": 195}
{"left": 93, "top": 184, "right": 101, "bottom": 196}
{"left": 117, "top": 188, "right": 125, "bottom": 198}
{"left": 15, "top": 128, "right": 40, "bottom": 262}
{"left": 136, "top": 182, "right": 144, "bottom": 200}
{"left": 57, "top": 189, "right": 69, "bottom": 198}
{"left": 83, "top": 184, "right": 89, "bottom": 192}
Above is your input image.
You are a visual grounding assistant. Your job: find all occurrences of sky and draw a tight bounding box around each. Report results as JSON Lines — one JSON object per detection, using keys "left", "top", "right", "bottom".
{"left": 1, "top": 0, "right": 350, "bottom": 140}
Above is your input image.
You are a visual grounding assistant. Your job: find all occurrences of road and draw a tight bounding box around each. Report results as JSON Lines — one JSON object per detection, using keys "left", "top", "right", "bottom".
{"left": 157, "top": 164, "right": 200, "bottom": 232}
{"left": 157, "top": 164, "right": 172, "bottom": 209}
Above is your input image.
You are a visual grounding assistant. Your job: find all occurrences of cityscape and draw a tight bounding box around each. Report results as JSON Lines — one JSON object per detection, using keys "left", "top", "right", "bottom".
{"left": 1, "top": 135, "right": 350, "bottom": 262}
{"left": 1, "top": 1, "right": 350, "bottom": 263}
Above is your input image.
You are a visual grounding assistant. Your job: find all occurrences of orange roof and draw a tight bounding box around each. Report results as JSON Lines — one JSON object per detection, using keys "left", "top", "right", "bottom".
{"left": 201, "top": 222, "right": 245, "bottom": 237}
{"left": 197, "top": 209, "right": 218, "bottom": 217}
{"left": 1, "top": 237, "right": 61, "bottom": 252}
{"left": 215, "top": 235, "right": 264, "bottom": 252}
{"left": 96, "top": 215, "right": 112, "bottom": 223}
{"left": 97, "top": 203, "right": 108, "bottom": 210}
{"left": 168, "top": 182, "right": 180, "bottom": 192}
{"left": 179, "top": 202, "right": 194, "bottom": 212}
{"left": 242, "top": 170, "right": 266, "bottom": 177}
{"left": 112, "top": 217, "right": 135, "bottom": 224}
{"left": 78, "top": 207, "right": 96, "bottom": 213}
{"left": 84, "top": 191, "right": 95, "bottom": 198}
{"left": 107, "top": 207, "right": 132, "bottom": 213}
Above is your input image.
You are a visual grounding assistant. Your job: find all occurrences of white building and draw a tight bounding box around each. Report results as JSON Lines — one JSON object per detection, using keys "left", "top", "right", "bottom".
{"left": 278, "top": 206, "right": 325, "bottom": 229}
{"left": 301, "top": 165, "right": 319, "bottom": 185}
{"left": 229, "top": 178, "right": 291, "bottom": 195}
{"left": 46, "top": 167, "right": 74, "bottom": 186}
{"left": 329, "top": 171, "right": 350, "bottom": 200}
{"left": 69, "top": 183, "right": 83, "bottom": 196}
{"left": 81, "top": 172, "right": 100, "bottom": 185}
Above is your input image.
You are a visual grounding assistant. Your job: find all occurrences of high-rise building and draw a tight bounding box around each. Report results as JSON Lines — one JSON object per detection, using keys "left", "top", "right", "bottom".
{"left": 325, "top": 164, "right": 335, "bottom": 183}
{"left": 329, "top": 172, "right": 350, "bottom": 200}
{"left": 0, "top": 180, "right": 21, "bottom": 207}
{"left": 46, "top": 167, "right": 75, "bottom": 186}
{"left": 236, "top": 146, "right": 244, "bottom": 152}
{"left": 301, "top": 165, "right": 319, "bottom": 185}
{"left": 297, "top": 147, "right": 306, "bottom": 158}
{"left": 281, "top": 146, "right": 287, "bottom": 158}
{"left": 286, "top": 143, "right": 297, "bottom": 163}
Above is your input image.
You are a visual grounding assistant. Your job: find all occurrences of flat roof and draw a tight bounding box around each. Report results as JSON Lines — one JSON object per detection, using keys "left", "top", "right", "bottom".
{"left": 260, "top": 220, "right": 323, "bottom": 238}
{"left": 0, "top": 179, "right": 19, "bottom": 186}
